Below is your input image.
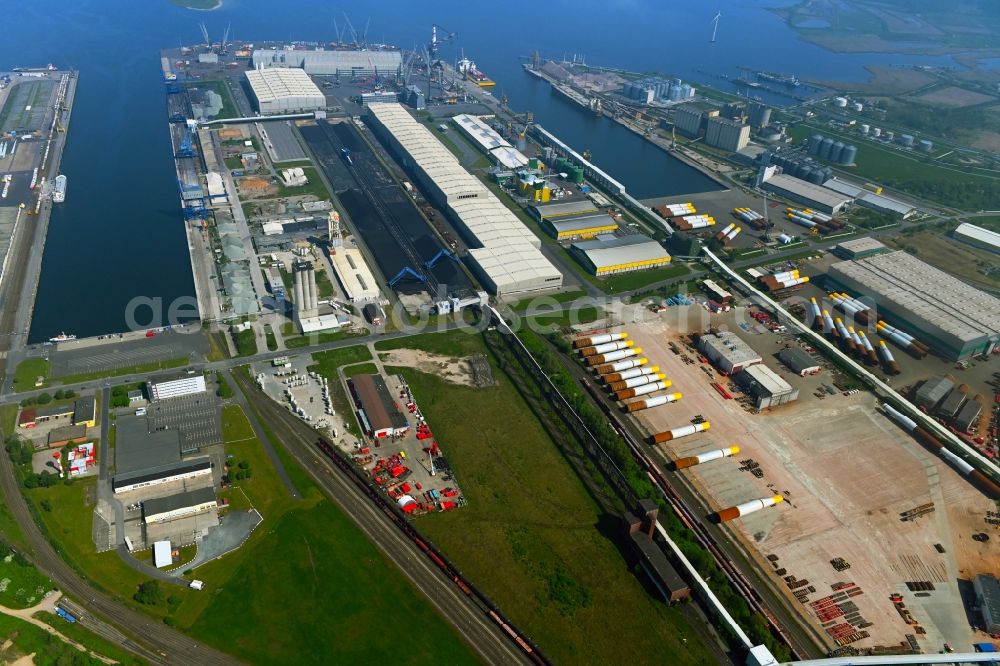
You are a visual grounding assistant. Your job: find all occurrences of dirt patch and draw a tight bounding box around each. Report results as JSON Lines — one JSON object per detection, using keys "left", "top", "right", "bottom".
{"left": 969, "top": 130, "right": 1000, "bottom": 153}
{"left": 910, "top": 86, "right": 996, "bottom": 108}
{"left": 381, "top": 349, "right": 474, "bottom": 386}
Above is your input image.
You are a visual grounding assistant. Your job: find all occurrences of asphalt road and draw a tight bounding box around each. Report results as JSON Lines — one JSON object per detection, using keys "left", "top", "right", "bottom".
{"left": 0, "top": 432, "right": 240, "bottom": 666}
{"left": 230, "top": 369, "right": 532, "bottom": 666}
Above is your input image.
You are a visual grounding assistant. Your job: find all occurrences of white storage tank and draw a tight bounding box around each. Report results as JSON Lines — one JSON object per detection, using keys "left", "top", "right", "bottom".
{"left": 833, "top": 96, "right": 848, "bottom": 108}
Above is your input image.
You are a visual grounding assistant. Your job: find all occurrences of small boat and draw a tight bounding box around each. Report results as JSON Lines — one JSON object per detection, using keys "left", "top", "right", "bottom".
{"left": 49, "top": 332, "right": 77, "bottom": 342}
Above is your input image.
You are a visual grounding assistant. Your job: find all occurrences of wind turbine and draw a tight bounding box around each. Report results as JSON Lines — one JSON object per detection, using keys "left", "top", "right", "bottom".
{"left": 710, "top": 11, "right": 722, "bottom": 43}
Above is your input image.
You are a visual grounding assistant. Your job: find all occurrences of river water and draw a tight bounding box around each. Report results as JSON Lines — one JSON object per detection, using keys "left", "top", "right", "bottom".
{"left": 0, "top": 0, "right": 966, "bottom": 340}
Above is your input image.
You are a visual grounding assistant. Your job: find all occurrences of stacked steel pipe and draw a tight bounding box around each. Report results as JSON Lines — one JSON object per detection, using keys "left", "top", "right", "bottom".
{"left": 651, "top": 421, "right": 710, "bottom": 444}
{"left": 876, "top": 320, "right": 929, "bottom": 359}
{"left": 674, "top": 445, "right": 740, "bottom": 470}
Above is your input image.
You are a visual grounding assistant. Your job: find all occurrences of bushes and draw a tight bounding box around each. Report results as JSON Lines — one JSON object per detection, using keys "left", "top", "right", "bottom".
{"left": 134, "top": 580, "right": 164, "bottom": 605}
{"left": 216, "top": 373, "right": 234, "bottom": 399}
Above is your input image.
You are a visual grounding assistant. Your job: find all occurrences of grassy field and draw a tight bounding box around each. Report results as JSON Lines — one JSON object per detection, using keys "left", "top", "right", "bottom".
{"left": 284, "top": 328, "right": 367, "bottom": 349}
{"left": 885, "top": 229, "right": 1000, "bottom": 288}
{"left": 389, "top": 357, "right": 712, "bottom": 665}
{"left": 234, "top": 328, "right": 258, "bottom": 357}
{"left": 12, "top": 358, "right": 50, "bottom": 391}
{"left": 274, "top": 166, "right": 331, "bottom": 202}
{"left": 0, "top": 545, "right": 54, "bottom": 608}
{"left": 374, "top": 331, "right": 486, "bottom": 357}
{"left": 315, "top": 268, "right": 334, "bottom": 299}
{"left": 53, "top": 357, "right": 188, "bottom": 385}
{"left": 602, "top": 264, "right": 691, "bottom": 292}
{"left": 343, "top": 362, "right": 378, "bottom": 377}
{"left": 0, "top": 612, "right": 124, "bottom": 665}
{"left": 264, "top": 324, "right": 278, "bottom": 352}
{"left": 188, "top": 80, "right": 238, "bottom": 121}
{"left": 309, "top": 345, "right": 372, "bottom": 375}
{"left": 525, "top": 305, "right": 604, "bottom": 328}
{"left": 35, "top": 611, "right": 145, "bottom": 665}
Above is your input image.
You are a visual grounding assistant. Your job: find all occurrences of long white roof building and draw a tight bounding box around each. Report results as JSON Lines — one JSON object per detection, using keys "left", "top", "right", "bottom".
{"left": 367, "top": 103, "right": 562, "bottom": 295}
{"left": 251, "top": 49, "right": 402, "bottom": 76}
{"left": 244, "top": 68, "right": 325, "bottom": 114}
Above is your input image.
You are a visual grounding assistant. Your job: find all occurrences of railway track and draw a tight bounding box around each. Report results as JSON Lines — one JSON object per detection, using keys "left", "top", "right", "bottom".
{"left": 231, "top": 370, "right": 537, "bottom": 666}
{"left": 0, "top": 429, "right": 239, "bottom": 666}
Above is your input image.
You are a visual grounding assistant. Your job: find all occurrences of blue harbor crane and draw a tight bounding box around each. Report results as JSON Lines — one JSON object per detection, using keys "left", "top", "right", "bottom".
{"left": 175, "top": 130, "right": 194, "bottom": 159}
{"left": 388, "top": 266, "right": 428, "bottom": 288}
{"left": 423, "top": 248, "right": 458, "bottom": 270}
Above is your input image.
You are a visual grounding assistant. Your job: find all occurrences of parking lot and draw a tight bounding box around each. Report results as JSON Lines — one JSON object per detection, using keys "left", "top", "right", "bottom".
{"left": 46, "top": 330, "right": 209, "bottom": 378}
{"left": 145, "top": 392, "right": 222, "bottom": 454}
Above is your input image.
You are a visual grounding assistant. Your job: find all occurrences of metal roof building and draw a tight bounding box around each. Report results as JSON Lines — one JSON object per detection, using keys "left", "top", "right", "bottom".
{"left": 936, "top": 387, "right": 968, "bottom": 420}
{"left": 828, "top": 251, "right": 1000, "bottom": 359}
{"left": 244, "top": 68, "right": 325, "bottom": 114}
{"left": 530, "top": 200, "right": 598, "bottom": 221}
{"left": 330, "top": 248, "right": 380, "bottom": 302}
{"left": 451, "top": 114, "right": 529, "bottom": 169}
{"left": 349, "top": 374, "right": 408, "bottom": 438}
{"left": 148, "top": 375, "right": 207, "bottom": 401}
{"left": 823, "top": 178, "right": 916, "bottom": 218}
{"left": 974, "top": 574, "right": 1000, "bottom": 634}
{"left": 113, "top": 458, "right": 213, "bottom": 494}
{"left": 143, "top": 487, "right": 217, "bottom": 525}
{"left": 736, "top": 364, "right": 799, "bottom": 409}
{"left": 366, "top": 103, "right": 562, "bottom": 295}
{"left": 251, "top": 49, "right": 402, "bottom": 76}
{"left": 956, "top": 399, "right": 983, "bottom": 433}
{"left": 777, "top": 347, "right": 821, "bottom": 376}
{"left": 762, "top": 173, "right": 850, "bottom": 214}
{"left": 544, "top": 213, "right": 618, "bottom": 241}
{"left": 954, "top": 223, "right": 1000, "bottom": 255}
{"left": 570, "top": 235, "right": 671, "bottom": 276}
{"left": 698, "top": 331, "right": 762, "bottom": 375}
{"left": 914, "top": 376, "right": 954, "bottom": 410}
{"left": 833, "top": 236, "right": 888, "bottom": 260}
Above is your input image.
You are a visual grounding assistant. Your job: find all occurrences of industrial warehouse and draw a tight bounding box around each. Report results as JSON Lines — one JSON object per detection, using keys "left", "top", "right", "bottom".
{"left": 366, "top": 103, "right": 562, "bottom": 295}
{"left": 570, "top": 235, "right": 671, "bottom": 276}
{"left": 953, "top": 222, "right": 1000, "bottom": 256}
{"left": 827, "top": 250, "right": 1000, "bottom": 359}
{"left": 251, "top": 48, "right": 402, "bottom": 76}
{"left": 450, "top": 113, "right": 529, "bottom": 169}
{"left": 761, "top": 173, "right": 851, "bottom": 214}
{"left": 244, "top": 68, "right": 325, "bottom": 114}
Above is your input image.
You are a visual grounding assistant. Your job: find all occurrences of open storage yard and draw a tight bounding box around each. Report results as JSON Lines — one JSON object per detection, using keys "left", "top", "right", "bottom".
{"left": 616, "top": 305, "right": 999, "bottom": 653}
{"left": 374, "top": 332, "right": 714, "bottom": 665}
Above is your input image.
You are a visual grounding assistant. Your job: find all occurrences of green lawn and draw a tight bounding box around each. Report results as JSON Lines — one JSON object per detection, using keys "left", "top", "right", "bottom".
{"left": 224, "top": 155, "right": 243, "bottom": 171}
{"left": 602, "top": 263, "right": 691, "bottom": 292}
{"left": 53, "top": 357, "right": 188, "bottom": 386}
{"left": 374, "top": 330, "right": 486, "bottom": 357}
{"left": 508, "top": 289, "right": 585, "bottom": 309}
{"left": 284, "top": 328, "right": 367, "bottom": 349}
{"left": 222, "top": 404, "right": 256, "bottom": 442}
{"left": 264, "top": 325, "right": 278, "bottom": 352}
{"left": 0, "top": 545, "right": 54, "bottom": 608}
{"left": 12, "top": 358, "right": 50, "bottom": 391}
{"left": 390, "top": 362, "right": 712, "bottom": 665}
{"left": 309, "top": 346, "right": 372, "bottom": 376}
{"left": 525, "top": 305, "right": 604, "bottom": 328}
{"left": 274, "top": 166, "right": 331, "bottom": 202}
{"left": 188, "top": 80, "right": 238, "bottom": 121}
{"left": 315, "top": 269, "right": 334, "bottom": 299}
{"left": 234, "top": 328, "right": 258, "bottom": 357}
{"left": 342, "top": 362, "right": 378, "bottom": 377}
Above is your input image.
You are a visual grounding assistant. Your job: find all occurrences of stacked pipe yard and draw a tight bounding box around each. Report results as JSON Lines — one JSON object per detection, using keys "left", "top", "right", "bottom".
{"left": 714, "top": 223, "right": 736, "bottom": 242}
{"left": 674, "top": 445, "right": 740, "bottom": 470}
{"left": 574, "top": 331, "right": 679, "bottom": 412}
{"left": 828, "top": 292, "right": 871, "bottom": 325}
{"left": 733, "top": 207, "right": 767, "bottom": 230}
{"left": 876, "top": 320, "right": 929, "bottom": 359}
{"left": 808, "top": 297, "right": 823, "bottom": 330}
{"left": 877, "top": 341, "right": 901, "bottom": 375}
{"left": 882, "top": 403, "right": 1000, "bottom": 498}
{"left": 784, "top": 208, "right": 845, "bottom": 235}
{"left": 713, "top": 495, "right": 784, "bottom": 523}
{"left": 650, "top": 421, "right": 710, "bottom": 444}
{"left": 608, "top": 373, "right": 669, "bottom": 393}
{"left": 669, "top": 214, "right": 716, "bottom": 232}
{"left": 757, "top": 269, "right": 809, "bottom": 293}
{"left": 654, "top": 201, "right": 696, "bottom": 219}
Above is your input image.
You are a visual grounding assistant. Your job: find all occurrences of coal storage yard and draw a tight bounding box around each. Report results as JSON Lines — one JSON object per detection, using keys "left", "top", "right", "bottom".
{"left": 300, "top": 120, "right": 471, "bottom": 296}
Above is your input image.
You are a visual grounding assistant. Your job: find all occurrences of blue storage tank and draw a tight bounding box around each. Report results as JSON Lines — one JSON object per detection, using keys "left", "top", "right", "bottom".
{"left": 819, "top": 137, "right": 835, "bottom": 160}
{"left": 807, "top": 133, "right": 824, "bottom": 155}
{"left": 840, "top": 144, "right": 858, "bottom": 165}
{"left": 807, "top": 168, "right": 825, "bottom": 184}
{"left": 795, "top": 163, "right": 813, "bottom": 180}
{"left": 830, "top": 141, "right": 846, "bottom": 163}
{"left": 820, "top": 167, "right": 834, "bottom": 183}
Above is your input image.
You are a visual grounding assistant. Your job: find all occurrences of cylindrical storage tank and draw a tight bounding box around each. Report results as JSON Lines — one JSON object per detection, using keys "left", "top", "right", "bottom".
{"left": 829, "top": 141, "right": 846, "bottom": 163}
{"left": 918, "top": 139, "right": 933, "bottom": 152}
{"left": 819, "top": 137, "right": 835, "bottom": 160}
{"left": 833, "top": 97, "right": 848, "bottom": 108}
{"left": 777, "top": 233, "right": 792, "bottom": 244}
{"left": 808, "top": 133, "right": 824, "bottom": 155}
{"left": 839, "top": 144, "right": 857, "bottom": 165}
{"left": 899, "top": 134, "right": 914, "bottom": 147}
{"left": 860, "top": 124, "right": 870, "bottom": 134}
{"left": 884, "top": 130, "right": 895, "bottom": 142}
{"left": 821, "top": 167, "right": 834, "bottom": 182}
{"left": 807, "top": 169, "right": 824, "bottom": 185}
{"left": 797, "top": 166, "right": 813, "bottom": 182}
{"left": 871, "top": 127, "right": 881, "bottom": 138}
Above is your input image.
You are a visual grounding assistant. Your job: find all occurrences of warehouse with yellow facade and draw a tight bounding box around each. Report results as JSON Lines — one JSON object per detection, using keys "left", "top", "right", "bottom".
{"left": 571, "top": 235, "right": 671, "bottom": 276}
